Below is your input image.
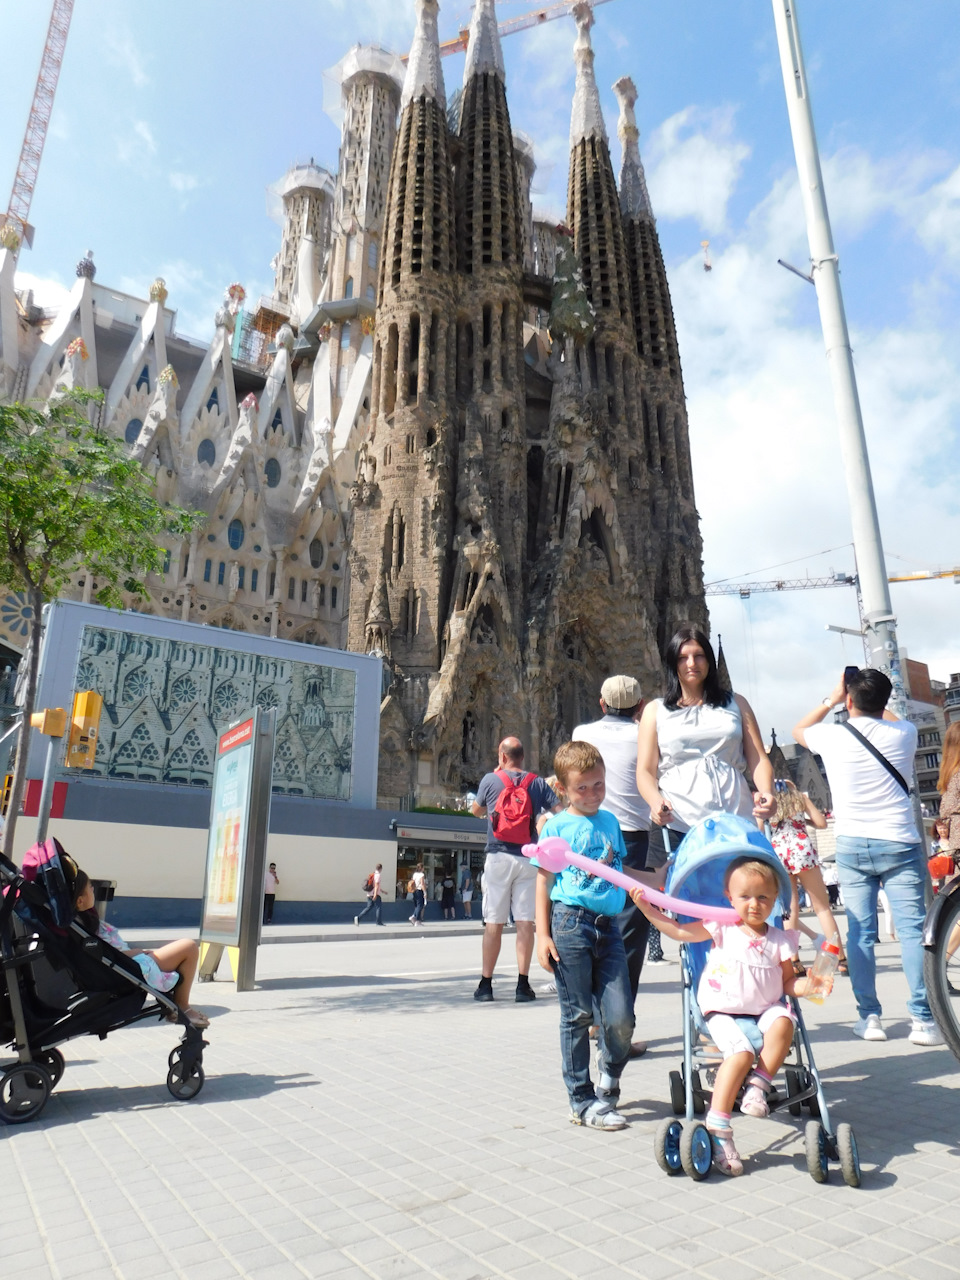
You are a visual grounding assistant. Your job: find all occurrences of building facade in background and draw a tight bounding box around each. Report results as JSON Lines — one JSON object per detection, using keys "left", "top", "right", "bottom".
{"left": 0, "top": 0, "right": 705, "bottom": 808}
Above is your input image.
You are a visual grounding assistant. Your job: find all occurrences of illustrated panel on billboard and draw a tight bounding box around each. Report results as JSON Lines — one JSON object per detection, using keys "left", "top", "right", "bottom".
{"left": 70, "top": 623, "right": 356, "bottom": 800}
{"left": 201, "top": 719, "right": 254, "bottom": 942}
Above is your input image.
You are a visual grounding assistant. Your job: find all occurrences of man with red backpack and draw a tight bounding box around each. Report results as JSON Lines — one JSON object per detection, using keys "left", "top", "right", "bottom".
{"left": 471, "top": 737, "right": 559, "bottom": 1002}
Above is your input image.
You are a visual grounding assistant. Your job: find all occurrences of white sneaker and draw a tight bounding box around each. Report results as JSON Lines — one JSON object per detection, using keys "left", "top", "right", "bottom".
{"left": 909, "top": 1019, "right": 945, "bottom": 1046}
{"left": 853, "top": 1014, "right": 887, "bottom": 1041}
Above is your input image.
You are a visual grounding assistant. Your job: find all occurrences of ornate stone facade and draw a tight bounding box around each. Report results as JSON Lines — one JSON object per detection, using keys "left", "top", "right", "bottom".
{"left": 0, "top": 1, "right": 705, "bottom": 808}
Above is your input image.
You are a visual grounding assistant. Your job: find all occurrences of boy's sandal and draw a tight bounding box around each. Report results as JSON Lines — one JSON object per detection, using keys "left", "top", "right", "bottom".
{"left": 708, "top": 1131, "right": 744, "bottom": 1176}
{"left": 838, "top": 960, "right": 849, "bottom": 977}
{"left": 184, "top": 1008, "right": 210, "bottom": 1029}
{"left": 570, "top": 1100, "right": 627, "bottom": 1130}
{"left": 791, "top": 958, "right": 807, "bottom": 977}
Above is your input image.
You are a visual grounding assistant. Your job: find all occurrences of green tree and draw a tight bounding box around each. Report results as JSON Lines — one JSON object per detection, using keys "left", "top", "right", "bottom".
{"left": 0, "top": 392, "right": 202, "bottom": 857}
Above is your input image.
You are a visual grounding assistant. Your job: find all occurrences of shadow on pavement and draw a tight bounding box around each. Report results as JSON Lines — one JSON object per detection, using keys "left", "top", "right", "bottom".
{"left": 30, "top": 1071, "right": 318, "bottom": 1128}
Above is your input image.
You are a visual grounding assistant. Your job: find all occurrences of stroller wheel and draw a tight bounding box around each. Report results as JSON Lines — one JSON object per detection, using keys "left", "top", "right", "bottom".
{"left": 668, "top": 1071, "right": 684, "bottom": 1116}
{"left": 837, "top": 1123, "right": 861, "bottom": 1188}
{"left": 680, "top": 1122, "right": 712, "bottom": 1181}
{"left": 34, "top": 1049, "right": 65, "bottom": 1090}
{"left": 0, "top": 1062, "right": 52, "bottom": 1125}
{"left": 167, "top": 1058, "right": 205, "bottom": 1101}
{"left": 655, "top": 1118, "right": 684, "bottom": 1175}
{"left": 805, "top": 1120, "right": 829, "bottom": 1183}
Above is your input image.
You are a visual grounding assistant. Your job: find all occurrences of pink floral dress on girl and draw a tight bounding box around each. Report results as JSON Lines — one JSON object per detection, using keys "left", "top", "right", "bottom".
{"left": 98, "top": 920, "right": 179, "bottom": 992}
{"left": 771, "top": 816, "right": 820, "bottom": 875}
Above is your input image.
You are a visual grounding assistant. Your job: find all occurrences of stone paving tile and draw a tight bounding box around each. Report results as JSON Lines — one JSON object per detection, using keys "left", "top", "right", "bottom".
{"left": 5, "top": 932, "right": 960, "bottom": 1280}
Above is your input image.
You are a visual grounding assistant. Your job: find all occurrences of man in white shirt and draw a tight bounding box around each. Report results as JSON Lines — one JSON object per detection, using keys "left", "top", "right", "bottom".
{"left": 794, "top": 668, "right": 942, "bottom": 1046}
{"left": 263, "top": 862, "right": 280, "bottom": 924}
{"left": 573, "top": 674, "right": 651, "bottom": 1056}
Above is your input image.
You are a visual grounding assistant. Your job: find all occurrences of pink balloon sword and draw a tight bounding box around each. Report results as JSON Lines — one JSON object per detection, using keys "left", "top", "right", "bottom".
{"left": 523, "top": 836, "right": 741, "bottom": 925}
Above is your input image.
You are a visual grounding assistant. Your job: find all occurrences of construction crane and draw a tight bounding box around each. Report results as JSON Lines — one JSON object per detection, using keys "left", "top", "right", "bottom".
{"left": 705, "top": 568, "right": 960, "bottom": 599}
{"left": 1, "top": 0, "right": 75, "bottom": 259}
{"left": 402, "top": 0, "right": 615, "bottom": 62}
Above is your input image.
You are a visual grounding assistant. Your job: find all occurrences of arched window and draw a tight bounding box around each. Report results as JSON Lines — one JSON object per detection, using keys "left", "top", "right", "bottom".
{"left": 309, "top": 538, "right": 325, "bottom": 569}
{"left": 197, "top": 438, "right": 216, "bottom": 467}
{"left": 124, "top": 418, "right": 143, "bottom": 444}
{"left": 366, "top": 283, "right": 376, "bottom": 301}
{"left": 368, "top": 240, "right": 378, "bottom": 269}
{"left": 227, "top": 519, "right": 244, "bottom": 550}
{"left": 341, "top": 322, "right": 351, "bottom": 350}
{"left": 206, "top": 387, "right": 219, "bottom": 411}
{"left": 271, "top": 408, "right": 283, "bottom": 431}
{"left": 344, "top": 277, "right": 354, "bottom": 299}
{"left": 264, "top": 458, "right": 281, "bottom": 488}
{"left": 135, "top": 365, "right": 150, "bottom": 392}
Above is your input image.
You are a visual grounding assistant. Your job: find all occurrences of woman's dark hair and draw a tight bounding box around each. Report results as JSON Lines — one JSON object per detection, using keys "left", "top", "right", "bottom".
{"left": 73, "top": 868, "right": 100, "bottom": 935}
{"left": 662, "top": 626, "right": 731, "bottom": 710}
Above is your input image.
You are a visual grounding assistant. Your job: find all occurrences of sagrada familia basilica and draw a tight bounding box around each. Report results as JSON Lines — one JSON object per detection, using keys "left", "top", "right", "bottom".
{"left": 0, "top": 0, "right": 705, "bottom": 807}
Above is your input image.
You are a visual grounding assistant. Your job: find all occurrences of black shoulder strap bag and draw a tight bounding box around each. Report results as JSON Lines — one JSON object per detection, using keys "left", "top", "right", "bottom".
{"left": 842, "top": 720, "right": 910, "bottom": 794}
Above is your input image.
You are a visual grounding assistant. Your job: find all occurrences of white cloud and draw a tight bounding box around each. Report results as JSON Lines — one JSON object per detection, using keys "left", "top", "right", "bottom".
{"left": 12, "top": 271, "right": 70, "bottom": 311}
{"left": 646, "top": 106, "right": 751, "bottom": 233}
{"left": 104, "top": 28, "right": 149, "bottom": 89}
{"left": 666, "top": 133, "right": 960, "bottom": 738}
{"left": 169, "top": 172, "right": 199, "bottom": 195}
{"left": 134, "top": 121, "right": 157, "bottom": 154}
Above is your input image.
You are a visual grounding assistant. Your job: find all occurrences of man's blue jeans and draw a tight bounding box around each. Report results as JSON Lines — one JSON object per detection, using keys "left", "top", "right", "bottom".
{"left": 357, "top": 894, "right": 382, "bottom": 925}
{"left": 834, "top": 836, "right": 931, "bottom": 1021}
{"left": 552, "top": 903, "right": 634, "bottom": 1113}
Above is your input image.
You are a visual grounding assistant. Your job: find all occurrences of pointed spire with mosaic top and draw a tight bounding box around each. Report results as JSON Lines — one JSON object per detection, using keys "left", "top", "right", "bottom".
{"left": 457, "top": 0, "right": 522, "bottom": 273}
{"left": 613, "top": 74, "right": 681, "bottom": 377}
{"left": 565, "top": 1, "right": 632, "bottom": 324}
{"left": 380, "top": 0, "right": 455, "bottom": 296}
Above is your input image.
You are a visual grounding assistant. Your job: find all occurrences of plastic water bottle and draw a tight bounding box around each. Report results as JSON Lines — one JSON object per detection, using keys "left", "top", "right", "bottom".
{"left": 803, "top": 935, "right": 841, "bottom": 1004}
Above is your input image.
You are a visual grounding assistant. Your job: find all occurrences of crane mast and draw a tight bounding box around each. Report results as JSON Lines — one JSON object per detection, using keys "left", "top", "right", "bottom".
{"left": 2, "top": 0, "right": 75, "bottom": 258}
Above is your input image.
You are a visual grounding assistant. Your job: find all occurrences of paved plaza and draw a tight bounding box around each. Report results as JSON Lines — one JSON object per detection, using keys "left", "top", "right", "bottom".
{"left": 5, "top": 925, "right": 960, "bottom": 1280}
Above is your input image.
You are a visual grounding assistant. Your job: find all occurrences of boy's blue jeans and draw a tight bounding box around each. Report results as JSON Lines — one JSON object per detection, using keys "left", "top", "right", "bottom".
{"left": 551, "top": 903, "right": 635, "bottom": 1113}
{"left": 834, "top": 837, "right": 931, "bottom": 1022}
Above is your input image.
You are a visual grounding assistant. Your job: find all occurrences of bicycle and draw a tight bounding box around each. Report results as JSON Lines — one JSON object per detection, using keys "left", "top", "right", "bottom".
{"left": 922, "top": 872, "right": 960, "bottom": 1061}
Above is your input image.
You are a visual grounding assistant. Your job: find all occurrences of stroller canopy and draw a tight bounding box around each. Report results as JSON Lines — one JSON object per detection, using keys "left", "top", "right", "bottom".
{"left": 665, "top": 814, "right": 792, "bottom": 919}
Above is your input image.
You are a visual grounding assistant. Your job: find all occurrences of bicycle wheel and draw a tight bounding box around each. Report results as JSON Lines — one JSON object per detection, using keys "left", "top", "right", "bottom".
{"left": 924, "top": 886, "right": 960, "bottom": 1062}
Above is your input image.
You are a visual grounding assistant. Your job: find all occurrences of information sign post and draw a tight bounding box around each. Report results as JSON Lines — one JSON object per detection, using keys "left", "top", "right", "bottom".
{"left": 198, "top": 707, "right": 276, "bottom": 991}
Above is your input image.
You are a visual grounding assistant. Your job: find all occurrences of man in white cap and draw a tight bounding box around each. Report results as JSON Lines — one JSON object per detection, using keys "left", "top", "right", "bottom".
{"left": 573, "top": 675, "right": 652, "bottom": 1057}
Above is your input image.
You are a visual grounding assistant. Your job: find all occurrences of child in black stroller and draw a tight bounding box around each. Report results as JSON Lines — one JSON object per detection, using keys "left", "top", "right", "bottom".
{"left": 0, "top": 837, "right": 208, "bottom": 1124}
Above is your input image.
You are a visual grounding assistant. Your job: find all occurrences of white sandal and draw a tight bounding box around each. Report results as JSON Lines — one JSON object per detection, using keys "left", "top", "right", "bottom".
{"left": 570, "top": 1100, "right": 627, "bottom": 1130}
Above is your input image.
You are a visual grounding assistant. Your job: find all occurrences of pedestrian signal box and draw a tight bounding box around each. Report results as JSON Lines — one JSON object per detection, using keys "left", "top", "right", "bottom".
{"left": 65, "top": 690, "right": 103, "bottom": 769}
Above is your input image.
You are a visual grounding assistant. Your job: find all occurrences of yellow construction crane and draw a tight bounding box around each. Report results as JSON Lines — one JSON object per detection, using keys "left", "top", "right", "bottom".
{"left": 705, "top": 568, "right": 960, "bottom": 599}
{"left": 402, "top": 0, "right": 615, "bottom": 62}
{"left": 1, "top": 0, "right": 74, "bottom": 259}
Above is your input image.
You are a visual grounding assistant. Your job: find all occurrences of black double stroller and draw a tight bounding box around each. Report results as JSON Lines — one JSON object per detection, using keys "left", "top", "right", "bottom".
{"left": 0, "top": 837, "right": 206, "bottom": 1123}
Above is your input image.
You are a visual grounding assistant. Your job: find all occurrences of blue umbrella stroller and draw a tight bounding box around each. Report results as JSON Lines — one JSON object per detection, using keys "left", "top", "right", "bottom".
{"left": 652, "top": 815, "right": 861, "bottom": 1185}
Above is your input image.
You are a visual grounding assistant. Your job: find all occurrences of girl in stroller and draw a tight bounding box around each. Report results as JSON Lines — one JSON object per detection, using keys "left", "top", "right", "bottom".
{"left": 632, "top": 856, "right": 831, "bottom": 1175}
{"left": 74, "top": 872, "right": 210, "bottom": 1029}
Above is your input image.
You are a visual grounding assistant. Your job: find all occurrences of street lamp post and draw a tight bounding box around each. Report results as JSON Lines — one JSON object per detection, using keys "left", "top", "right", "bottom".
{"left": 770, "top": 0, "right": 907, "bottom": 717}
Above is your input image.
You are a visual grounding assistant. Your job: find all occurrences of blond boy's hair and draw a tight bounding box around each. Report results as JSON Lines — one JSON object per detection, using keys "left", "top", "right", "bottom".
{"left": 552, "top": 740, "right": 604, "bottom": 787}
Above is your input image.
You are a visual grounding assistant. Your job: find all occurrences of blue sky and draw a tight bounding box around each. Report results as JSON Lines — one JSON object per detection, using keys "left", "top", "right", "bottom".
{"left": 3, "top": 0, "right": 959, "bottom": 736}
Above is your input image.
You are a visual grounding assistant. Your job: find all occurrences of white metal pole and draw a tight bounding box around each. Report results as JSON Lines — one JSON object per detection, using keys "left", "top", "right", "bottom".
{"left": 770, "top": 0, "right": 908, "bottom": 717}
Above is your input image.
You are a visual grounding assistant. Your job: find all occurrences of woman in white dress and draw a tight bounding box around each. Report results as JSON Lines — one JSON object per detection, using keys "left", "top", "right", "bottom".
{"left": 636, "top": 627, "right": 776, "bottom": 836}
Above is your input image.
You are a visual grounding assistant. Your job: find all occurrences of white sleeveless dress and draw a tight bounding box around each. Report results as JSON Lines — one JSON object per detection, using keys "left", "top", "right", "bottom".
{"left": 654, "top": 697, "right": 755, "bottom": 832}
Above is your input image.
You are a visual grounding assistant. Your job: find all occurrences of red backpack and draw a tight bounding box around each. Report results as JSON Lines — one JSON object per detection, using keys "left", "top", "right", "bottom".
{"left": 491, "top": 770, "right": 536, "bottom": 846}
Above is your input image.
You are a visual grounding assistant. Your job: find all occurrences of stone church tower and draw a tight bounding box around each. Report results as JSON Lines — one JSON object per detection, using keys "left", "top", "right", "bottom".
{"left": 0, "top": 0, "right": 706, "bottom": 809}
{"left": 348, "top": 0, "right": 706, "bottom": 805}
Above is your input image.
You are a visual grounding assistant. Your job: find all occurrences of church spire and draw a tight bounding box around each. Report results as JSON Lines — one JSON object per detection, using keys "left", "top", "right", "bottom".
{"left": 570, "top": 2, "right": 607, "bottom": 148}
{"left": 613, "top": 76, "right": 654, "bottom": 222}
{"left": 401, "top": 0, "right": 446, "bottom": 112}
{"left": 463, "top": 0, "right": 505, "bottom": 85}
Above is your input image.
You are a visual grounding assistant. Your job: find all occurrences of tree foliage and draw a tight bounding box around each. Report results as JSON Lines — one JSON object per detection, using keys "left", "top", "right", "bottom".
{"left": 0, "top": 391, "right": 203, "bottom": 856}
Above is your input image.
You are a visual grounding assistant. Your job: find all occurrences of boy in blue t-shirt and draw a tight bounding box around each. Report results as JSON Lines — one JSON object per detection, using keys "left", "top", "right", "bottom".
{"left": 533, "top": 740, "right": 639, "bottom": 1130}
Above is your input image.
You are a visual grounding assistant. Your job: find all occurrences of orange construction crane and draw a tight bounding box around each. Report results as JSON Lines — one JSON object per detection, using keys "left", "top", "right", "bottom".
{"left": 402, "top": 0, "right": 615, "bottom": 62}
{"left": 2, "top": 0, "right": 75, "bottom": 258}
{"left": 705, "top": 568, "right": 960, "bottom": 598}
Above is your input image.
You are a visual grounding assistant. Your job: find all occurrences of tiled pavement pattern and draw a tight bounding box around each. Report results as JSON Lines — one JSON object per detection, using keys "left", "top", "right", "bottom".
{"left": 4, "top": 929, "right": 960, "bottom": 1280}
